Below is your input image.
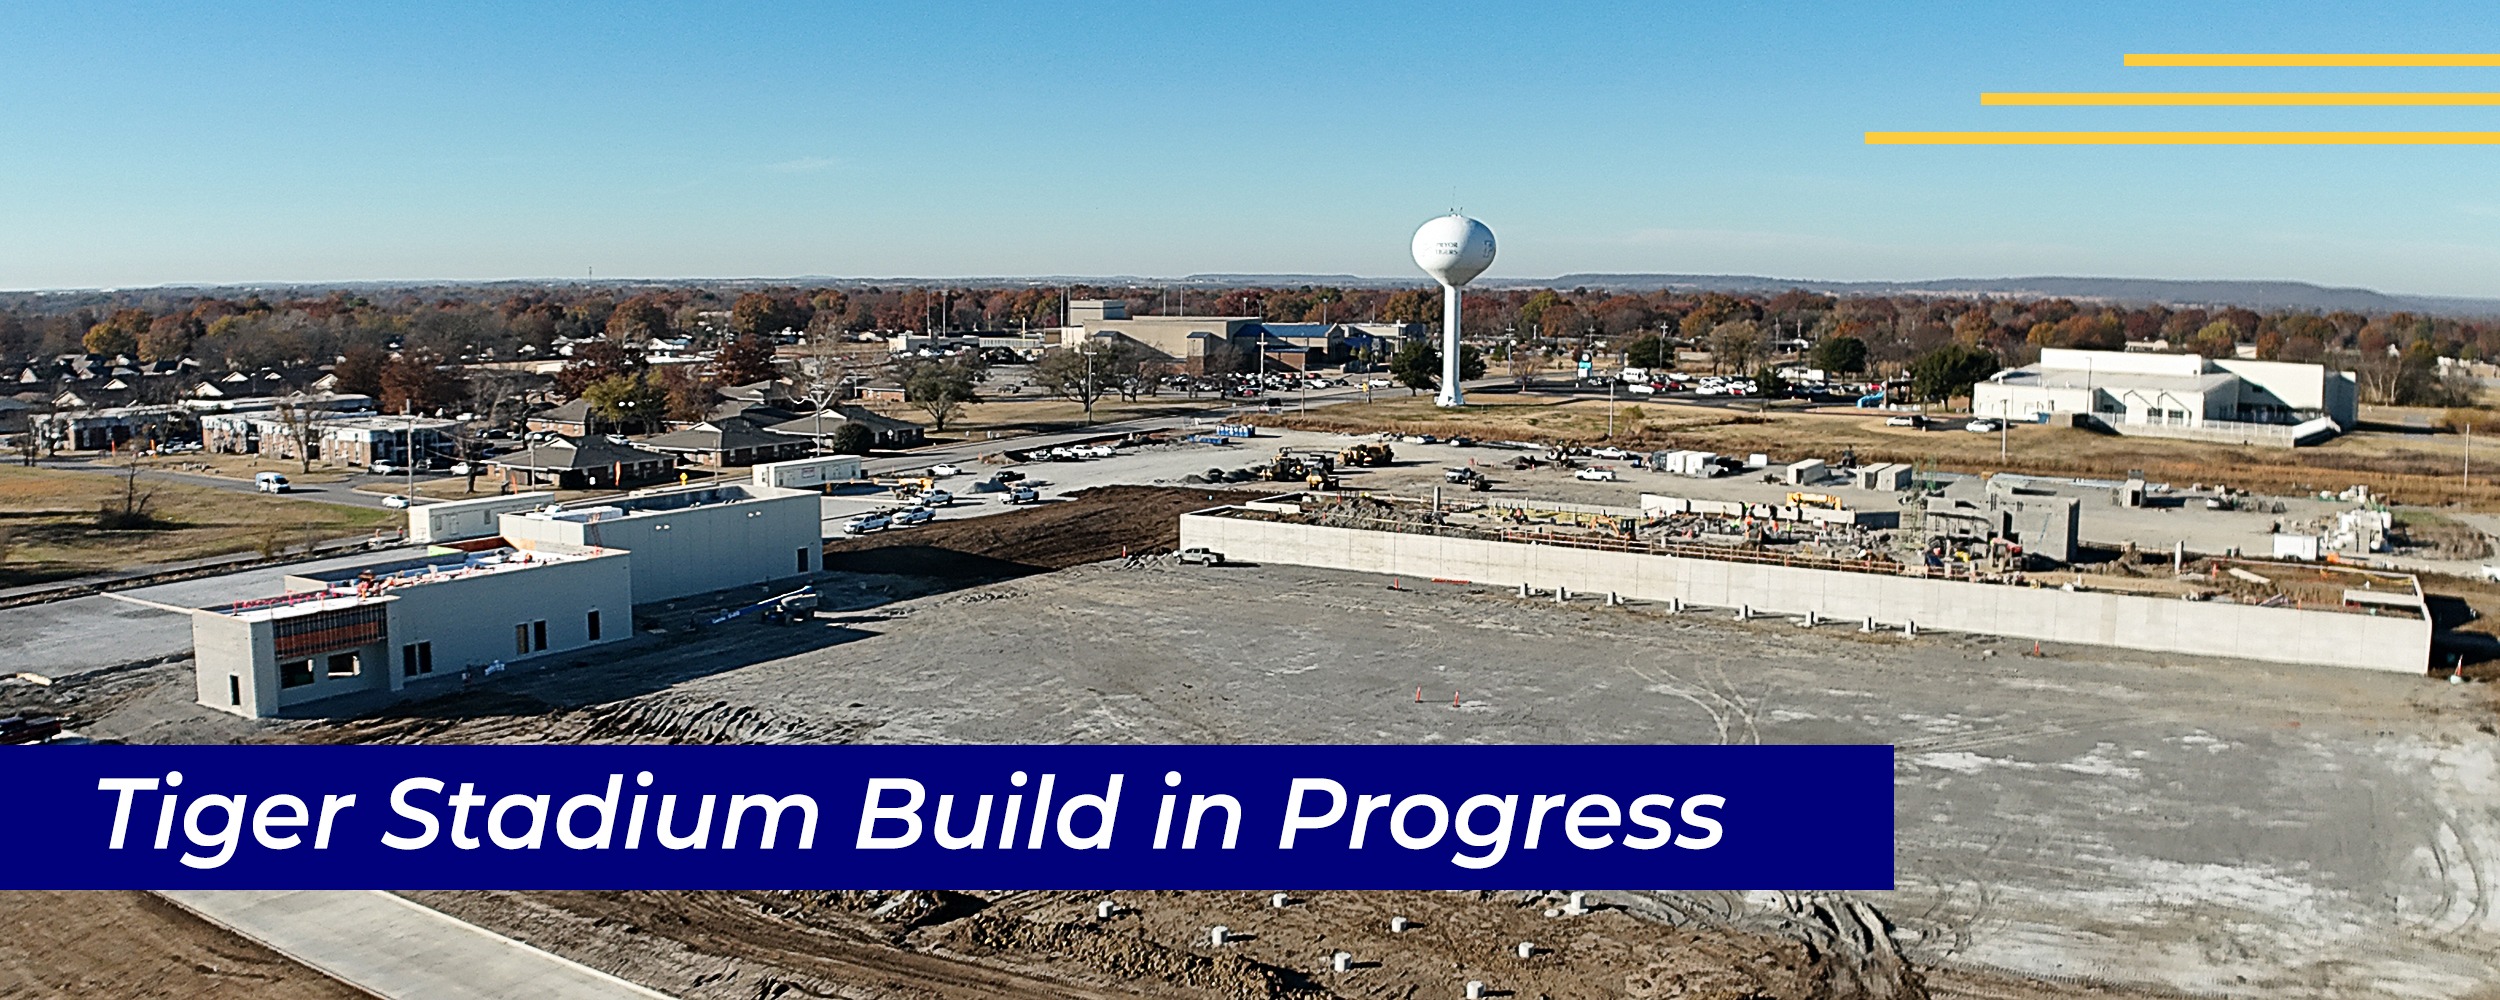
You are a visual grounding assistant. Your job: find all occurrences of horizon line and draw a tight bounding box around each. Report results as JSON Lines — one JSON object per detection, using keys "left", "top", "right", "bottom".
{"left": 2123, "top": 53, "right": 2500, "bottom": 67}
{"left": 1983, "top": 92, "right": 2500, "bottom": 106}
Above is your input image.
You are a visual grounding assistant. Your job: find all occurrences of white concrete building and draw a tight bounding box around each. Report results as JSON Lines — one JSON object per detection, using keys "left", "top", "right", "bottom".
{"left": 497, "top": 482, "right": 821, "bottom": 603}
{"left": 193, "top": 543, "right": 631, "bottom": 718}
{"left": 1972, "top": 348, "right": 2358, "bottom": 446}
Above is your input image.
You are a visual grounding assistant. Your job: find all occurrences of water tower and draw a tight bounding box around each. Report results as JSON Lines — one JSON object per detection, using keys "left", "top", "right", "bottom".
{"left": 1410, "top": 214, "right": 1496, "bottom": 407}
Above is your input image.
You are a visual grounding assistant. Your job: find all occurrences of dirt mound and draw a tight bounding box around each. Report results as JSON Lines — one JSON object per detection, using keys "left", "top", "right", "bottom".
{"left": 821, "top": 486, "right": 1226, "bottom": 578}
{"left": 942, "top": 909, "right": 1317, "bottom": 1000}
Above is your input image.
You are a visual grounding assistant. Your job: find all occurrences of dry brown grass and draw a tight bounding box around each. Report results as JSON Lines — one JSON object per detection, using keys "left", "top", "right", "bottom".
{"left": 1273, "top": 396, "right": 2500, "bottom": 509}
{"left": 0, "top": 464, "right": 397, "bottom": 586}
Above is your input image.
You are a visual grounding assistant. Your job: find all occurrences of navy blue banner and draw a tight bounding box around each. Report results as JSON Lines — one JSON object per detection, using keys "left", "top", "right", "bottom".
{"left": 0, "top": 744, "right": 1891, "bottom": 889}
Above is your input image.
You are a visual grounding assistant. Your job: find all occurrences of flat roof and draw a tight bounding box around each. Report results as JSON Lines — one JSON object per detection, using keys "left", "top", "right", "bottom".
{"left": 205, "top": 545, "right": 608, "bottom": 620}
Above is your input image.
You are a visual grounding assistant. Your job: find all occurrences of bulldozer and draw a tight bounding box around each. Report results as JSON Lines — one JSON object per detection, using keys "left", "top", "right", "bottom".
{"left": 1256, "top": 451, "right": 1320, "bottom": 483}
{"left": 1339, "top": 442, "right": 1396, "bottom": 467}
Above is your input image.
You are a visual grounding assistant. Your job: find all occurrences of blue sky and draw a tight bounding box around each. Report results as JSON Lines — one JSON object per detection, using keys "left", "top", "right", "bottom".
{"left": 9, "top": 1, "right": 2500, "bottom": 294}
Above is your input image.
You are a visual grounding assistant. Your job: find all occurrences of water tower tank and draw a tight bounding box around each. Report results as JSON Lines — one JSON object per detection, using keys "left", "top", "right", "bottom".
{"left": 1411, "top": 215, "right": 1497, "bottom": 287}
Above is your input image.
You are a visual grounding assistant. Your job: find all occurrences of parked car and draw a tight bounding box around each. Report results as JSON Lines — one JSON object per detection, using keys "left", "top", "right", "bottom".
{"left": 1884, "top": 414, "right": 1926, "bottom": 428}
{"left": 1574, "top": 467, "right": 1619, "bottom": 481}
{"left": 1591, "top": 446, "right": 1631, "bottom": 459}
{"left": 254, "top": 472, "right": 290, "bottom": 493}
{"left": 892, "top": 507, "right": 933, "bottom": 526}
{"left": 382, "top": 494, "right": 412, "bottom": 509}
{"left": 930, "top": 464, "right": 963, "bottom": 477}
{"left": 1965, "top": 419, "right": 2003, "bottom": 433}
{"left": 843, "top": 513, "right": 893, "bottom": 534}
{"left": 1177, "top": 547, "right": 1226, "bottom": 566}
{"left": 917, "top": 489, "right": 953, "bottom": 507}
{"left": 1006, "top": 486, "right": 1041, "bottom": 504}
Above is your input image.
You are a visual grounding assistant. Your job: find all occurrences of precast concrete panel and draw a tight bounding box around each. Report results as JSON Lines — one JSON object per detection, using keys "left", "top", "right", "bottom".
{"left": 1179, "top": 512, "right": 2431, "bottom": 674}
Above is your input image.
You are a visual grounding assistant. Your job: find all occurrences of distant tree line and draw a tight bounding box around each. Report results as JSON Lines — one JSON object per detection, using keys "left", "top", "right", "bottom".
{"left": 6, "top": 282, "right": 2492, "bottom": 407}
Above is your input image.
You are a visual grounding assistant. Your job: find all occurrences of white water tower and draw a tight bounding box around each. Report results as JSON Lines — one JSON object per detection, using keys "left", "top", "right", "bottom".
{"left": 1410, "top": 214, "right": 1496, "bottom": 407}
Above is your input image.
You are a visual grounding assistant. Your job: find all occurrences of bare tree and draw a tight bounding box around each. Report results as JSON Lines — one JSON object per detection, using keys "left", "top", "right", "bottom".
{"left": 1506, "top": 339, "right": 1544, "bottom": 389}
{"left": 273, "top": 397, "right": 322, "bottom": 473}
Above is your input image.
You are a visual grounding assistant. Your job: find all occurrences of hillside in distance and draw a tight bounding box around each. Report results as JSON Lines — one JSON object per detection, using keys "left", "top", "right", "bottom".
{"left": 1529, "top": 274, "right": 2500, "bottom": 316}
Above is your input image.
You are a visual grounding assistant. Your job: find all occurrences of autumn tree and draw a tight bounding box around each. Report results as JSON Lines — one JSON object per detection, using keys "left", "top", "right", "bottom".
{"left": 83, "top": 308, "right": 148, "bottom": 356}
{"left": 139, "top": 314, "right": 199, "bottom": 361}
{"left": 1707, "top": 320, "right": 1764, "bottom": 374}
{"left": 378, "top": 349, "right": 463, "bottom": 415}
{"left": 2187, "top": 320, "right": 2238, "bottom": 359}
{"left": 332, "top": 344, "right": 391, "bottom": 398}
{"left": 554, "top": 339, "right": 642, "bottom": 397}
{"left": 606, "top": 296, "right": 672, "bottom": 343}
{"left": 730, "top": 293, "right": 807, "bottom": 338}
{"left": 711, "top": 334, "right": 781, "bottom": 386}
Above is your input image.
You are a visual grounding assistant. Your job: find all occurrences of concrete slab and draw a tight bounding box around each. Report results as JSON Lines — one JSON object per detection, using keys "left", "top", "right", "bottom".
{"left": 159, "top": 889, "right": 674, "bottom": 999}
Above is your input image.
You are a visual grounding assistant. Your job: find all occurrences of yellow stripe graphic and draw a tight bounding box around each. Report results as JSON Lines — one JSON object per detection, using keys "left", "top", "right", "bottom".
{"left": 1984, "top": 91, "right": 2500, "bottom": 106}
{"left": 1865, "top": 130, "right": 2500, "bottom": 144}
{"left": 2124, "top": 53, "right": 2500, "bottom": 67}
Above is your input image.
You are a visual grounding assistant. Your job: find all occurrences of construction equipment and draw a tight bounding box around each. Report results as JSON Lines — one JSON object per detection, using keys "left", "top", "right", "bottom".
{"left": 1306, "top": 470, "right": 1340, "bottom": 490}
{"left": 1787, "top": 492, "right": 1845, "bottom": 510}
{"left": 1339, "top": 442, "right": 1396, "bottom": 467}
{"left": 1256, "top": 449, "right": 1327, "bottom": 483}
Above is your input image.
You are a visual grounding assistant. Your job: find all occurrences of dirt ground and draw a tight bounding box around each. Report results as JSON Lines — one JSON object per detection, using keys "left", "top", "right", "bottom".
{"left": 15, "top": 490, "right": 2495, "bottom": 1000}
{"left": 1271, "top": 395, "right": 2500, "bottom": 509}
{"left": 0, "top": 891, "right": 362, "bottom": 1000}
{"left": 821, "top": 484, "right": 1219, "bottom": 577}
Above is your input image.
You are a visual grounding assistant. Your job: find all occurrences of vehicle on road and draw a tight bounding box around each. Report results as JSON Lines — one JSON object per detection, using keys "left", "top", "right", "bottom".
{"left": 1006, "top": 486, "right": 1040, "bottom": 504}
{"left": 1574, "top": 467, "right": 1619, "bottom": 481}
{"left": 1884, "top": 414, "right": 1926, "bottom": 428}
{"left": 843, "top": 513, "right": 893, "bottom": 534}
{"left": 254, "top": 472, "right": 290, "bottom": 493}
{"left": 930, "top": 464, "right": 962, "bottom": 477}
{"left": 1591, "top": 446, "right": 1630, "bottom": 459}
{"left": 916, "top": 489, "right": 953, "bottom": 507}
{"left": 449, "top": 462, "right": 473, "bottom": 476}
{"left": 1625, "top": 383, "right": 1656, "bottom": 395}
{"left": 892, "top": 507, "right": 933, "bottom": 526}
{"left": 370, "top": 462, "right": 401, "bottom": 476}
{"left": 1965, "top": 419, "right": 2003, "bottom": 433}
{"left": 382, "top": 495, "right": 412, "bottom": 509}
{"left": 1177, "top": 547, "right": 1226, "bottom": 566}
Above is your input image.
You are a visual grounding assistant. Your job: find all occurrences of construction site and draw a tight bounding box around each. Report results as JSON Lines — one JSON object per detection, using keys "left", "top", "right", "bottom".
{"left": 1, "top": 463, "right": 2493, "bottom": 1000}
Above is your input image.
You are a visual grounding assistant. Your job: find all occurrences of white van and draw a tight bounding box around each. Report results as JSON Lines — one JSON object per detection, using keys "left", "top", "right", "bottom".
{"left": 254, "top": 472, "right": 291, "bottom": 493}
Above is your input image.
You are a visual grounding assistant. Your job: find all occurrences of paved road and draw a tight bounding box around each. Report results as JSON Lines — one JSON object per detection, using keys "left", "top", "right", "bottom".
{"left": 160, "top": 890, "right": 675, "bottom": 999}
{"left": 35, "top": 458, "right": 407, "bottom": 510}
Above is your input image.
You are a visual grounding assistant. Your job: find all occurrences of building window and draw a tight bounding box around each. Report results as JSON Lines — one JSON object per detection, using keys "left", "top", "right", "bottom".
{"left": 401, "top": 642, "right": 433, "bottom": 676}
{"left": 797, "top": 547, "right": 811, "bottom": 573}
{"left": 532, "top": 620, "right": 548, "bottom": 652}
{"left": 516, "top": 624, "right": 532, "bottom": 656}
{"left": 327, "top": 652, "right": 360, "bottom": 677}
{"left": 586, "top": 610, "right": 601, "bottom": 642}
{"left": 228, "top": 675, "right": 242, "bottom": 706}
{"left": 281, "top": 659, "right": 316, "bottom": 688}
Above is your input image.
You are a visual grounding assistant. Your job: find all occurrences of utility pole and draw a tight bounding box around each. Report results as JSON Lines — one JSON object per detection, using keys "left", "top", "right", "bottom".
{"left": 2467, "top": 423, "right": 2473, "bottom": 487}
{"left": 1607, "top": 379, "right": 1617, "bottom": 439}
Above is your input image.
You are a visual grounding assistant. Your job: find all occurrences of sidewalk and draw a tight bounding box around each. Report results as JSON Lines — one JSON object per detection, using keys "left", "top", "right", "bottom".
{"left": 158, "top": 890, "right": 675, "bottom": 999}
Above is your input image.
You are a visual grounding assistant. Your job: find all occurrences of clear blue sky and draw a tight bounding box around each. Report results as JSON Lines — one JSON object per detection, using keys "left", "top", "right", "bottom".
{"left": 8, "top": 1, "right": 2500, "bottom": 294}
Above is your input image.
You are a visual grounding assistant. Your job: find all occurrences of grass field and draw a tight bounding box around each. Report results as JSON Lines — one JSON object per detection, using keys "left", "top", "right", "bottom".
{"left": 0, "top": 464, "right": 399, "bottom": 587}
{"left": 861, "top": 393, "right": 1252, "bottom": 441}
{"left": 1271, "top": 394, "right": 2500, "bottom": 509}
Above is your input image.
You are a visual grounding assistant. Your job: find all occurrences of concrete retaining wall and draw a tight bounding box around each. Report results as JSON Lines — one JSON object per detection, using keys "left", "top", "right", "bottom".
{"left": 1180, "top": 512, "right": 2431, "bottom": 674}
